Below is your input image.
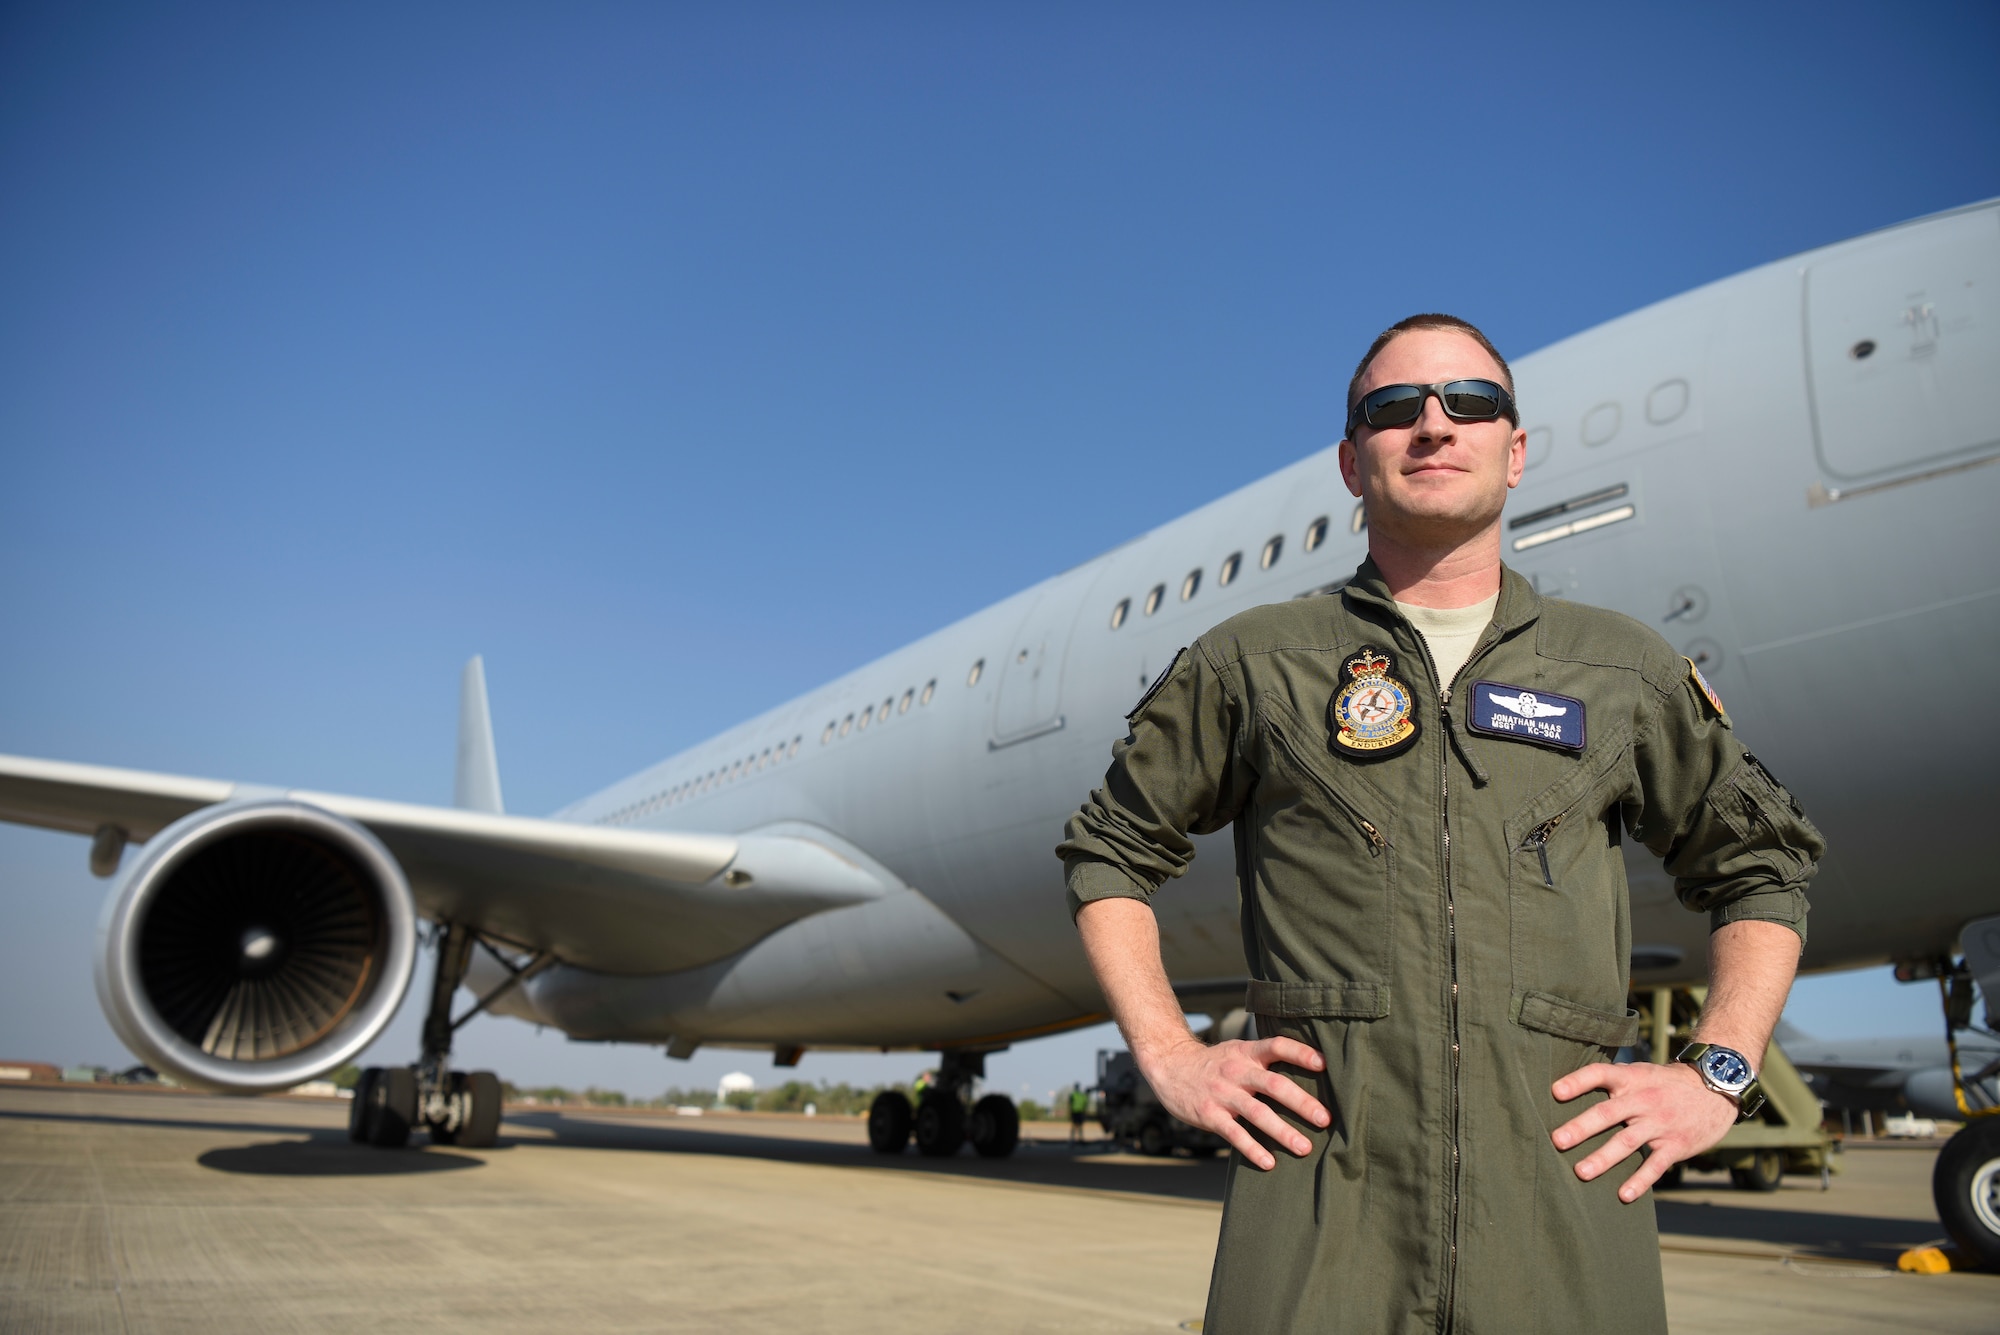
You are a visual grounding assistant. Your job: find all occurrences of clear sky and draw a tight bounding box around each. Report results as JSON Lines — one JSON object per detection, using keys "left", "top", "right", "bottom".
{"left": 3, "top": 3, "right": 1997, "bottom": 1103}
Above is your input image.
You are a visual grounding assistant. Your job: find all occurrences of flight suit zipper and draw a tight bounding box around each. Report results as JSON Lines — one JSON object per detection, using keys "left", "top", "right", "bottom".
{"left": 1405, "top": 633, "right": 1463, "bottom": 1335}
{"left": 1413, "top": 621, "right": 1503, "bottom": 1335}
{"left": 1524, "top": 814, "right": 1565, "bottom": 888}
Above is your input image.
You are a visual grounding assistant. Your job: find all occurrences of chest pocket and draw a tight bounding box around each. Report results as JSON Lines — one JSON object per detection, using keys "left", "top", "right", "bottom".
{"left": 1504, "top": 730, "right": 1637, "bottom": 1014}
{"left": 1247, "top": 697, "right": 1399, "bottom": 989}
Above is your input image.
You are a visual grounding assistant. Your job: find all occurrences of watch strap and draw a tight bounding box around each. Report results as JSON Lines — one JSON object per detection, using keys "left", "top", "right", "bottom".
{"left": 1676, "top": 1042, "right": 1765, "bottom": 1122}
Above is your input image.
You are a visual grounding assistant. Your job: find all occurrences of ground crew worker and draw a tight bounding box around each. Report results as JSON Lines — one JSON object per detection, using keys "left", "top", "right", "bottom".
{"left": 1056, "top": 314, "right": 1823, "bottom": 1334}
{"left": 1068, "top": 1083, "right": 1091, "bottom": 1144}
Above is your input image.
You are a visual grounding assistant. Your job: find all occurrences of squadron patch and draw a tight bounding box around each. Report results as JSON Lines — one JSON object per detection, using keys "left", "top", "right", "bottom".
{"left": 1685, "top": 657, "right": 1729, "bottom": 725}
{"left": 1328, "top": 645, "right": 1420, "bottom": 760}
{"left": 1465, "top": 680, "right": 1586, "bottom": 752}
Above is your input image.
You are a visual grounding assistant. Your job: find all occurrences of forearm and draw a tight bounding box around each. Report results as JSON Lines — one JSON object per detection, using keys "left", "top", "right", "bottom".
{"left": 1692, "top": 919, "right": 1802, "bottom": 1066}
{"left": 1076, "top": 897, "right": 1201, "bottom": 1070}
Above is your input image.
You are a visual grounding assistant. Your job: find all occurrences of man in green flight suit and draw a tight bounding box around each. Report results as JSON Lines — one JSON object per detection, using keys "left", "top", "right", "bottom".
{"left": 1056, "top": 314, "right": 1824, "bottom": 1334}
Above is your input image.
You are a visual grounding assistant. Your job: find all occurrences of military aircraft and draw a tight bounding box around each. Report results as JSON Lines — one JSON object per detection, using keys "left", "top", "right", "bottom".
{"left": 1777, "top": 1021, "right": 1999, "bottom": 1125}
{"left": 2, "top": 199, "right": 1997, "bottom": 1256}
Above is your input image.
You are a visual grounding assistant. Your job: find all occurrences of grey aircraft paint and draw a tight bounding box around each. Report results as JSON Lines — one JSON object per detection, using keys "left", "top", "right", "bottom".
{"left": 504, "top": 199, "right": 2000, "bottom": 1058}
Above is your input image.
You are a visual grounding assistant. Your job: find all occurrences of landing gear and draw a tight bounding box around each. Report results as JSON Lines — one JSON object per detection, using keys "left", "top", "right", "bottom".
{"left": 874, "top": 1050, "right": 1020, "bottom": 1159}
{"left": 915, "top": 1091, "right": 967, "bottom": 1157}
{"left": 348, "top": 1065, "right": 416, "bottom": 1147}
{"left": 969, "top": 1093, "right": 1019, "bottom": 1158}
{"left": 349, "top": 921, "right": 550, "bottom": 1151}
{"left": 1907, "top": 924, "right": 2000, "bottom": 1265}
{"left": 868, "top": 1090, "right": 913, "bottom": 1153}
{"left": 1934, "top": 1117, "right": 2000, "bottom": 1267}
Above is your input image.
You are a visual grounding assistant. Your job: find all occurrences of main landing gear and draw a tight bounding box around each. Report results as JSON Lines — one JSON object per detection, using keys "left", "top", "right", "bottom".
{"left": 347, "top": 922, "right": 552, "bottom": 1151}
{"left": 867, "top": 1050, "right": 1019, "bottom": 1159}
{"left": 1902, "top": 917, "right": 2000, "bottom": 1267}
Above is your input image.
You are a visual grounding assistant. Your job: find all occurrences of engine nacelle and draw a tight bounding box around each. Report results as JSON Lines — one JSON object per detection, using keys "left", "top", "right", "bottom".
{"left": 95, "top": 800, "right": 418, "bottom": 1094}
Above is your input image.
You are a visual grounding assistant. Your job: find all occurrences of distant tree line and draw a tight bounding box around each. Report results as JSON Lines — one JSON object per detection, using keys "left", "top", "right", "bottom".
{"left": 322, "top": 1063, "right": 1055, "bottom": 1118}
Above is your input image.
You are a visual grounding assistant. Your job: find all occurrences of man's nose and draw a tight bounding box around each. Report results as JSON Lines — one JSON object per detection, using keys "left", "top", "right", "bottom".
{"left": 1411, "top": 390, "right": 1457, "bottom": 441}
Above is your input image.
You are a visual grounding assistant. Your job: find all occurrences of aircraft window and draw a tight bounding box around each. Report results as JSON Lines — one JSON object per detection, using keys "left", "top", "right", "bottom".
{"left": 1349, "top": 502, "right": 1366, "bottom": 535}
{"left": 822, "top": 722, "right": 835, "bottom": 745}
{"left": 760, "top": 748, "right": 771, "bottom": 769}
{"left": 1261, "top": 535, "right": 1283, "bottom": 569}
{"left": 1219, "top": 553, "right": 1241, "bottom": 587}
{"left": 1180, "top": 569, "right": 1201, "bottom": 602}
{"left": 921, "top": 679, "right": 936, "bottom": 705}
{"left": 731, "top": 760, "right": 743, "bottom": 781}
{"left": 790, "top": 736, "right": 801, "bottom": 757}
{"left": 1110, "top": 598, "right": 1130, "bottom": 629}
{"left": 840, "top": 715, "right": 853, "bottom": 737}
{"left": 883, "top": 697, "right": 895, "bottom": 719}
{"left": 899, "top": 690, "right": 913, "bottom": 714}
{"left": 1144, "top": 584, "right": 1165, "bottom": 616}
{"left": 859, "top": 706, "right": 873, "bottom": 730}
{"left": 1304, "top": 516, "right": 1329, "bottom": 552}
{"left": 967, "top": 659, "right": 984, "bottom": 687}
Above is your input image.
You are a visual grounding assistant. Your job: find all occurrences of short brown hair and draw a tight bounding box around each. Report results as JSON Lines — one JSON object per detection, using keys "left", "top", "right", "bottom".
{"left": 1345, "top": 313, "right": 1515, "bottom": 427}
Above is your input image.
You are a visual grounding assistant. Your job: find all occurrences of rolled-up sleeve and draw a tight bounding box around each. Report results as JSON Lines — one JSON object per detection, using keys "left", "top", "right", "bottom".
{"left": 1056, "top": 642, "right": 1247, "bottom": 921}
{"left": 1627, "top": 664, "right": 1824, "bottom": 941}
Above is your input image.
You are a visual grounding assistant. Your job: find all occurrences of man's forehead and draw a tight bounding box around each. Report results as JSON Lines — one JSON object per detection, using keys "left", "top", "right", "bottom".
{"left": 1361, "top": 329, "right": 1504, "bottom": 389}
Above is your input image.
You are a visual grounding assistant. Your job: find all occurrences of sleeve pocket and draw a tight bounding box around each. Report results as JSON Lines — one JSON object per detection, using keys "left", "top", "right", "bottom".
{"left": 1512, "top": 989, "right": 1640, "bottom": 1047}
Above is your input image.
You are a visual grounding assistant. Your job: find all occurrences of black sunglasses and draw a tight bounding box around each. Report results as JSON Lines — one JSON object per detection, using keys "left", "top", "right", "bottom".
{"left": 1347, "top": 379, "right": 1518, "bottom": 436}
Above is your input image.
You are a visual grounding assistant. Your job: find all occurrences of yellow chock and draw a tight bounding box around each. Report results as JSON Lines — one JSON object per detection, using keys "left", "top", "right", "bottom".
{"left": 1896, "top": 1246, "right": 1953, "bottom": 1275}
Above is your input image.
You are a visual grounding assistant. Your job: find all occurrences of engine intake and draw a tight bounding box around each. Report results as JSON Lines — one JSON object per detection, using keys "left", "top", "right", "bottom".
{"left": 97, "top": 801, "right": 417, "bottom": 1093}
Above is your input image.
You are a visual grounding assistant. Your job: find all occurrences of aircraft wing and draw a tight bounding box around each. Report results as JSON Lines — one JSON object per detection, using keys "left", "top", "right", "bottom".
{"left": 0, "top": 753, "right": 892, "bottom": 974}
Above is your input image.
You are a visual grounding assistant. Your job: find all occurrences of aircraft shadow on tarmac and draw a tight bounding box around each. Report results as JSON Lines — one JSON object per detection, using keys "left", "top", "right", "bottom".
{"left": 506, "top": 1110, "right": 1231, "bottom": 1203}
{"left": 198, "top": 1133, "right": 488, "bottom": 1177}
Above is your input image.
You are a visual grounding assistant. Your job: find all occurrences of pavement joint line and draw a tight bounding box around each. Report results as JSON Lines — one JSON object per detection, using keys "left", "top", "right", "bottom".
{"left": 1656, "top": 1240, "right": 1893, "bottom": 1270}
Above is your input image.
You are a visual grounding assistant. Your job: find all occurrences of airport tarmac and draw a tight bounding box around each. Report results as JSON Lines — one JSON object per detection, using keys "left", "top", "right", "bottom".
{"left": 0, "top": 1084, "right": 1991, "bottom": 1333}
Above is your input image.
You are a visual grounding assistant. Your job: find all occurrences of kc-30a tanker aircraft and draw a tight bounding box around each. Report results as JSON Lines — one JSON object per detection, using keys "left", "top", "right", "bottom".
{"left": 3, "top": 200, "right": 1997, "bottom": 1257}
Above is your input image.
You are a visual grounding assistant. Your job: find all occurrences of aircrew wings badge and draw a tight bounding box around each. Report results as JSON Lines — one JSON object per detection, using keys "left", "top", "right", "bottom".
{"left": 1329, "top": 645, "right": 1420, "bottom": 760}
{"left": 1466, "top": 680, "right": 1586, "bottom": 751}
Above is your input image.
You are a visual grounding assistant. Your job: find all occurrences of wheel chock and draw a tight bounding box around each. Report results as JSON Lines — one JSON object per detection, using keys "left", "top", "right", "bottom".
{"left": 1896, "top": 1246, "right": 1955, "bottom": 1274}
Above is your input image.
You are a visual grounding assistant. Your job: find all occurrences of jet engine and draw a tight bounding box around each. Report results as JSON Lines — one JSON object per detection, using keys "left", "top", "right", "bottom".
{"left": 95, "top": 800, "right": 418, "bottom": 1093}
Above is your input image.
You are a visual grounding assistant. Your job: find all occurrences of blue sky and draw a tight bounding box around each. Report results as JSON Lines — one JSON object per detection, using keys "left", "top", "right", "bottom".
{"left": 3, "top": 3, "right": 1996, "bottom": 1101}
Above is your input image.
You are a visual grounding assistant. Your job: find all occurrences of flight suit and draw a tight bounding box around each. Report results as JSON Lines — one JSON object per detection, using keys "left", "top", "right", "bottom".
{"left": 1057, "top": 560, "right": 1823, "bottom": 1335}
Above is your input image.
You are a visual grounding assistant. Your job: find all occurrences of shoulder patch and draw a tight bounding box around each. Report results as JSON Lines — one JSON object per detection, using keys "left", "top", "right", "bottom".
{"left": 1685, "top": 657, "right": 1730, "bottom": 726}
{"left": 1127, "top": 647, "right": 1188, "bottom": 721}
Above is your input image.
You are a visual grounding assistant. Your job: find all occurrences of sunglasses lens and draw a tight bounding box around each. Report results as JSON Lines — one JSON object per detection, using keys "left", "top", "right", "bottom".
{"left": 1362, "top": 384, "right": 1425, "bottom": 428}
{"left": 1440, "top": 381, "right": 1503, "bottom": 419}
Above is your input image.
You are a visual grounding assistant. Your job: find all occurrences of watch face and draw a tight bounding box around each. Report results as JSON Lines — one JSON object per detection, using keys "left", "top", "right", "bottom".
{"left": 1701, "top": 1048, "right": 1752, "bottom": 1091}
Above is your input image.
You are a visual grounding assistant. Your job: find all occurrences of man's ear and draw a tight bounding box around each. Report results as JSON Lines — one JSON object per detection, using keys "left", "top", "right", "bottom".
{"left": 1338, "top": 438, "right": 1364, "bottom": 498}
{"left": 1504, "top": 427, "right": 1527, "bottom": 490}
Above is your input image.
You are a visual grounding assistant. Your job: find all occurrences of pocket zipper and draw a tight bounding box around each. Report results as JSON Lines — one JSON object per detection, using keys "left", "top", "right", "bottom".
{"left": 1523, "top": 813, "right": 1565, "bottom": 887}
{"left": 1267, "top": 718, "right": 1388, "bottom": 856}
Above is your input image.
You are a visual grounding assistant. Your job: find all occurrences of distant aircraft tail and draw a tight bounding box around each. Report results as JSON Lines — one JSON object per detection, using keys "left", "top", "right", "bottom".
{"left": 455, "top": 656, "right": 505, "bottom": 814}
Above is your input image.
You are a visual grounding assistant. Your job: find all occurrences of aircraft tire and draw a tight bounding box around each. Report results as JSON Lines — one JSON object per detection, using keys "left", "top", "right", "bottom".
{"left": 914, "top": 1092, "right": 966, "bottom": 1157}
{"left": 1932, "top": 1117, "right": 2000, "bottom": 1266}
{"left": 867, "top": 1090, "right": 913, "bottom": 1153}
{"left": 348, "top": 1067, "right": 380, "bottom": 1143}
{"left": 366, "top": 1066, "right": 417, "bottom": 1148}
{"left": 458, "top": 1071, "right": 503, "bottom": 1148}
{"left": 1728, "top": 1148, "right": 1782, "bottom": 1192}
{"left": 969, "top": 1093, "right": 1019, "bottom": 1159}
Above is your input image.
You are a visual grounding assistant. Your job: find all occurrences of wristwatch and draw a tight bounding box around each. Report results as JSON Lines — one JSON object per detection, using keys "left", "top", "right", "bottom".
{"left": 1676, "top": 1043, "right": 1766, "bottom": 1121}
